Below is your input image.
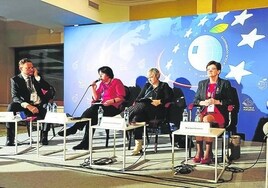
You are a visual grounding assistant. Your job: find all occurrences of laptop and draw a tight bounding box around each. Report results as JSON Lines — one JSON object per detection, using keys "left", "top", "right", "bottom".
{"left": 179, "top": 121, "right": 210, "bottom": 134}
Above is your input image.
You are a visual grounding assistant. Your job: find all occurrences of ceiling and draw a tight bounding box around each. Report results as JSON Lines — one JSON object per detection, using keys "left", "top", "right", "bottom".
{"left": 0, "top": 0, "right": 175, "bottom": 31}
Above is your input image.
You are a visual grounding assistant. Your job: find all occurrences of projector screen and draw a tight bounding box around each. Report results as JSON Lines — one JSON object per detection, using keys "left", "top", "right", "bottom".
{"left": 64, "top": 7, "right": 268, "bottom": 140}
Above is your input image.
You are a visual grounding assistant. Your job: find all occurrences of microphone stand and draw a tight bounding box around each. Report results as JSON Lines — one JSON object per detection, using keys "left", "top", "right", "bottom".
{"left": 71, "top": 84, "right": 93, "bottom": 117}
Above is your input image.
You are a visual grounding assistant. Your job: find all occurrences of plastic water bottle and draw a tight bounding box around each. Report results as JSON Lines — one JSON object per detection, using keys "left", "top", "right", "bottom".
{"left": 46, "top": 102, "right": 52, "bottom": 112}
{"left": 182, "top": 108, "right": 188, "bottom": 122}
{"left": 194, "top": 107, "right": 201, "bottom": 122}
{"left": 123, "top": 107, "right": 129, "bottom": 127}
{"left": 98, "top": 106, "right": 104, "bottom": 126}
{"left": 51, "top": 102, "right": 57, "bottom": 112}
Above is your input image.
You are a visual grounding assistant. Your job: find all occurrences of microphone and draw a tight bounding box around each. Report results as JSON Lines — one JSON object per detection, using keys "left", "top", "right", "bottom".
{"left": 94, "top": 78, "right": 101, "bottom": 83}
{"left": 70, "top": 78, "right": 101, "bottom": 117}
{"left": 89, "top": 78, "right": 101, "bottom": 86}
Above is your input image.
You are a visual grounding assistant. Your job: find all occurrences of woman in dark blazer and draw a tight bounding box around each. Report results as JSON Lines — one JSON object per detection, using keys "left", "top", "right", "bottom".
{"left": 193, "top": 60, "right": 233, "bottom": 164}
{"left": 128, "top": 68, "right": 174, "bottom": 155}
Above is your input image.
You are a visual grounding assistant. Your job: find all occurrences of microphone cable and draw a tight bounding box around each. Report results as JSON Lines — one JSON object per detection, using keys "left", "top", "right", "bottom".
{"left": 70, "top": 78, "right": 100, "bottom": 118}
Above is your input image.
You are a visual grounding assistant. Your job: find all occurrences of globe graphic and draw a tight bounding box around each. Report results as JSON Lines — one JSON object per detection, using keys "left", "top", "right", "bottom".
{"left": 188, "top": 35, "right": 222, "bottom": 71}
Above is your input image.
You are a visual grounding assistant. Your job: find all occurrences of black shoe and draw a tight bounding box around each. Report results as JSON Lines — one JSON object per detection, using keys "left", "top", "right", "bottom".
{"left": 58, "top": 127, "right": 77, "bottom": 137}
{"left": 41, "top": 137, "right": 48, "bottom": 145}
{"left": 6, "top": 140, "right": 15, "bottom": 146}
{"left": 73, "top": 141, "right": 89, "bottom": 150}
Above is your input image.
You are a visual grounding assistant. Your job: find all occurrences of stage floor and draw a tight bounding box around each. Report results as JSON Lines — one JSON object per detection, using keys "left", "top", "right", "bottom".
{"left": 0, "top": 124, "right": 266, "bottom": 188}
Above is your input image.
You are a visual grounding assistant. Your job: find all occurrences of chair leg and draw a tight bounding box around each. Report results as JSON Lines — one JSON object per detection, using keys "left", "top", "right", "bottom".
{"left": 169, "top": 133, "right": 172, "bottom": 145}
{"left": 128, "top": 130, "right": 132, "bottom": 150}
{"left": 51, "top": 124, "right": 56, "bottom": 137}
{"left": 154, "top": 128, "right": 160, "bottom": 153}
{"left": 105, "top": 129, "right": 109, "bottom": 148}
{"left": 189, "top": 136, "right": 192, "bottom": 158}
{"left": 26, "top": 124, "right": 30, "bottom": 137}
{"left": 146, "top": 127, "right": 150, "bottom": 144}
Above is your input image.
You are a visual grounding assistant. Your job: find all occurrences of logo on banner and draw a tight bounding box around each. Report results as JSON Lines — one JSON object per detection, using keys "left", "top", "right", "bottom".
{"left": 242, "top": 98, "right": 255, "bottom": 112}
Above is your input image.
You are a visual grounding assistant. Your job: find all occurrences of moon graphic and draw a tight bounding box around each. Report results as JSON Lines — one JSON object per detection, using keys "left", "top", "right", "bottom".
{"left": 188, "top": 35, "right": 223, "bottom": 71}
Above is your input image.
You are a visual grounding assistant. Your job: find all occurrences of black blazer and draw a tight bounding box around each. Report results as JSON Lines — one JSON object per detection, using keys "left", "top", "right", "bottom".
{"left": 193, "top": 77, "right": 233, "bottom": 126}
{"left": 10, "top": 74, "right": 52, "bottom": 105}
{"left": 136, "top": 81, "right": 174, "bottom": 106}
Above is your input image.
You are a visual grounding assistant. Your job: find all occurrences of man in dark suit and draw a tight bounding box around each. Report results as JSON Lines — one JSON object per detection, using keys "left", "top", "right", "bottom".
{"left": 6, "top": 58, "right": 54, "bottom": 146}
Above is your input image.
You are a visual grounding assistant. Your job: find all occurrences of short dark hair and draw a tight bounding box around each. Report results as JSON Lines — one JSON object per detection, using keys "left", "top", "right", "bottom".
{"left": 98, "top": 66, "right": 114, "bottom": 79}
{"left": 206, "top": 60, "right": 221, "bottom": 71}
{"left": 18, "top": 58, "right": 32, "bottom": 67}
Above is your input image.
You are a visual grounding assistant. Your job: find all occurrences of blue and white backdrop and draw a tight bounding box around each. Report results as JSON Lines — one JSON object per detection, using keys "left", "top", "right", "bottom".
{"left": 64, "top": 7, "right": 268, "bottom": 141}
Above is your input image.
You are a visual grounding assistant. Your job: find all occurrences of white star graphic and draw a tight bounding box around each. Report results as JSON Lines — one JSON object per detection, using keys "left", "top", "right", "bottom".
{"left": 215, "top": 11, "right": 229, "bottom": 21}
{"left": 163, "top": 74, "right": 171, "bottom": 83}
{"left": 172, "top": 44, "right": 180, "bottom": 53}
{"left": 225, "top": 61, "right": 252, "bottom": 84}
{"left": 238, "top": 28, "right": 265, "bottom": 48}
{"left": 184, "top": 28, "right": 192, "bottom": 38}
{"left": 166, "top": 60, "right": 173, "bottom": 70}
{"left": 198, "top": 16, "right": 209, "bottom": 26}
{"left": 231, "top": 9, "right": 253, "bottom": 26}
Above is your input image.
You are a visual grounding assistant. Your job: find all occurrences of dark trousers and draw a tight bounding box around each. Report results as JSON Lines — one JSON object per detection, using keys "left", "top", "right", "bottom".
{"left": 128, "top": 102, "right": 165, "bottom": 139}
{"left": 72, "top": 104, "right": 121, "bottom": 139}
{"left": 7, "top": 102, "right": 50, "bottom": 131}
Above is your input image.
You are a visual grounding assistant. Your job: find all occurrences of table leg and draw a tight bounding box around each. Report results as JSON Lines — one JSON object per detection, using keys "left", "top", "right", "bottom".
{"left": 143, "top": 124, "right": 146, "bottom": 159}
{"left": 37, "top": 122, "right": 40, "bottom": 156}
{"left": 89, "top": 126, "right": 93, "bottom": 166}
{"left": 215, "top": 136, "right": 218, "bottom": 182}
{"left": 265, "top": 138, "right": 268, "bottom": 187}
{"left": 185, "top": 135, "right": 188, "bottom": 164}
{"left": 113, "top": 130, "right": 116, "bottom": 157}
{"left": 88, "top": 120, "right": 91, "bottom": 153}
{"left": 63, "top": 123, "right": 66, "bottom": 161}
{"left": 15, "top": 121, "right": 18, "bottom": 154}
{"left": 123, "top": 130, "right": 126, "bottom": 171}
{"left": 172, "top": 133, "right": 174, "bottom": 170}
{"left": 30, "top": 120, "right": 32, "bottom": 147}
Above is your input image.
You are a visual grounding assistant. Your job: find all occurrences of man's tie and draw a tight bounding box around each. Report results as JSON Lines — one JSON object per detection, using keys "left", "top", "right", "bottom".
{"left": 26, "top": 77, "right": 33, "bottom": 92}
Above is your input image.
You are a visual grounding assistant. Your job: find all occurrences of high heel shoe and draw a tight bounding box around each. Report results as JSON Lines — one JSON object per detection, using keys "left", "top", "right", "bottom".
{"left": 192, "top": 153, "right": 203, "bottom": 163}
{"left": 192, "top": 156, "right": 202, "bottom": 163}
{"left": 200, "top": 157, "right": 212, "bottom": 164}
{"left": 132, "top": 139, "right": 143, "bottom": 155}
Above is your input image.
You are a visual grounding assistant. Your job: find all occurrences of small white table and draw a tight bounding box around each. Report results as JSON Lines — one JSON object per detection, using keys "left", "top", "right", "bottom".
{"left": 37, "top": 117, "right": 91, "bottom": 161}
{"left": 172, "top": 127, "right": 226, "bottom": 183}
{"left": 0, "top": 114, "right": 33, "bottom": 155}
{"left": 89, "top": 121, "right": 146, "bottom": 171}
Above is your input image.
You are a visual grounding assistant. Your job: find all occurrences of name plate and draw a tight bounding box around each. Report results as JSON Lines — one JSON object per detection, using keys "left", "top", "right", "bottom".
{"left": 44, "top": 112, "right": 68, "bottom": 123}
{"left": 100, "top": 117, "right": 126, "bottom": 128}
{"left": 180, "top": 121, "right": 210, "bottom": 134}
{"left": 0, "top": 112, "right": 15, "bottom": 121}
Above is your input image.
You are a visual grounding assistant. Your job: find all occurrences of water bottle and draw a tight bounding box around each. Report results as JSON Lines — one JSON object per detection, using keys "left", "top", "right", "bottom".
{"left": 98, "top": 106, "right": 104, "bottom": 126}
{"left": 194, "top": 107, "right": 201, "bottom": 122}
{"left": 46, "top": 102, "right": 52, "bottom": 112}
{"left": 182, "top": 108, "right": 188, "bottom": 122}
{"left": 123, "top": 107, "right": 129, "bottom": 127}
{"left": 51, "top": 102, "right": 57, "bottom": 112}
